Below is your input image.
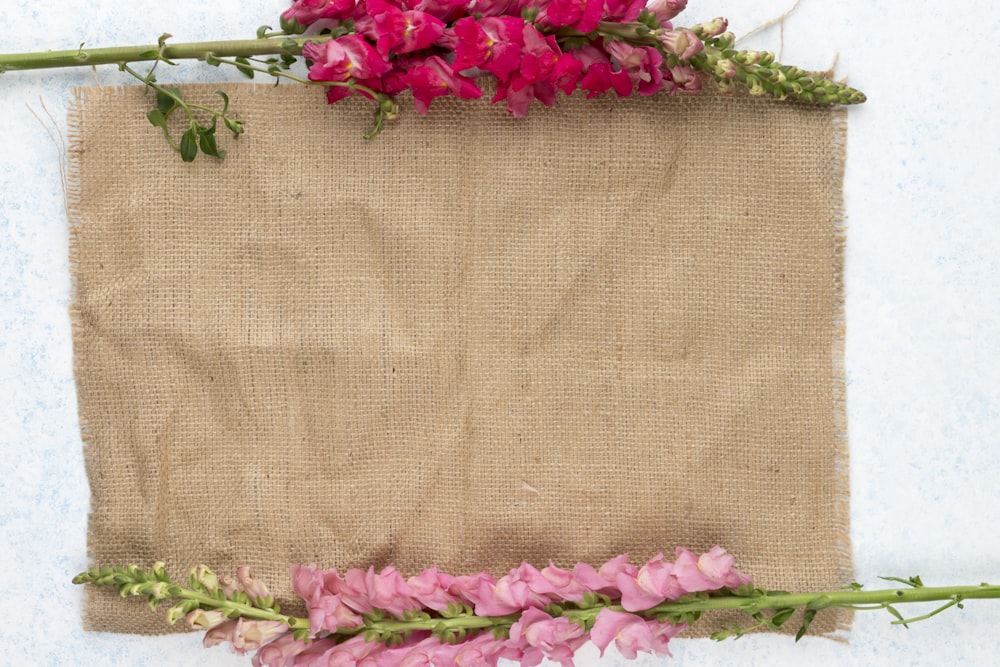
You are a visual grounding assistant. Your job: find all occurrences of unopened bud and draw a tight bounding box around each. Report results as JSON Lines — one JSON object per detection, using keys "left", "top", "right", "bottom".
{"left": 148, "top": 581, "right": 171, "bottom": 599}
{"left": 193, "top": 565, "right": 220, "bottom": 594}
{"left": 714, "top": 58, "right": 737, "bottom": 79}
{"left": 185, "top": 609, "right": 229, "bottom": 631}
{"left": 693, "top": 17, "right": 728, "bottom": 38}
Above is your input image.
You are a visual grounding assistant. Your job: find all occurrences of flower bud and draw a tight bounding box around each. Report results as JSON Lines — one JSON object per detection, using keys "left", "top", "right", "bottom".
{"left": 185, "top": 609, "right": 229, "bottom": 631}
{"left": 151, "top": 562, "right": 168, "bottom": 580}
{"left": 193, "top": 565, "right": 220, "bottom": 594}
{"left": 693, "top": 17, "right": 728, "bottom": 38}
{"left": 166, "top": 603, "right": 188, "bottom": 626}
{"left": 148, "top": 581, "right": 171, "bottom": 599}
{"left": 714, "top": 58, "right": 737, "bottom": 79}
{"left": 713, "top": 31, "right": 736, "bottom": 49}
{"left": 658, "top": 29, "right": 703, "bottom": 60}
{"left": 236, "top": 565, "right": 273, "bottom": 607}
{"left": 219, "top": 574, "right": 240, "bottom": 598}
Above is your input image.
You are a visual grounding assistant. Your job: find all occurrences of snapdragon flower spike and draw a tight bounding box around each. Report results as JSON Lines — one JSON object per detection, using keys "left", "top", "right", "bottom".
{"left": 263, "top": 547, "right": 750, "bottom": 666}
{"left": 290, "top": 0, "right": 862, "bottom": 137}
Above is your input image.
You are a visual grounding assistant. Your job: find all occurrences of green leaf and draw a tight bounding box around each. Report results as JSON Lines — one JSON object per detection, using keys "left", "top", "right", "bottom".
{"left": 146, "top": 109, "right": 167, "bottom": 128}
{"left": 204, "top": 53, "right": 221, "bottom": 67}
{"left": 180, "top": 128, "right": 198, "bottom": 162}
{"left": 794, "top": 609, "right": 817, "bottom": 642}
{"left": 157, "top": 33, "right": 172, "bottom": 48}
{"left": 137, "top": 49, "right": 160, "bottom": 60}
{"left": 235, "top": 56, "right": 254, "bottom": 79}
{"left": 223, "top": 117, "right": 245, "bottom": 137}
{"left": 256, "top": 25, "right": 272, "bottom": 39}
{"left": 198, "top": 128, "right": 224, "bottom": 158}
{"left": 215, "top": 90, "right": 230, "bottom": 113}
{"left": 770, "top": 607, "right": 796, "bottom": 628}
{"left": 884, "top": 604, "right": 909, "bottom": 628}
{"left": 156, "top": 88, "right": 180, "bottom": 113}
{"left": 281, "top": 38, "right": 299, "bottom": 53}
{"left": 879, "top": 575, "right": 924, "bottom": 588}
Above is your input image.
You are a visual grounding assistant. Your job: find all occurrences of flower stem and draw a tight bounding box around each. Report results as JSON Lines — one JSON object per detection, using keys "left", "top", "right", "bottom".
{"left": 651, "top": 583, "right": 1000, "bottom": 613}
{"left": 330, "top": 584, "right": 1000, "bottom": 640}
{"left": 0, "top": 36, "right": 331, "bottom": 72}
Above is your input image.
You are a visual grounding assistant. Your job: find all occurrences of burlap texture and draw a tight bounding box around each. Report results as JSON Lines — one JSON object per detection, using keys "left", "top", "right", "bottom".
{"left": 68, "top": 82, "right": 851, "bottom": 636}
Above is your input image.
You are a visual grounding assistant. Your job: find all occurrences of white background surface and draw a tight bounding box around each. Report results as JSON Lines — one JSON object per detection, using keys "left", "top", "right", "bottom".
{"left": 1, "top": 0, "right": 998, "bottom": 665}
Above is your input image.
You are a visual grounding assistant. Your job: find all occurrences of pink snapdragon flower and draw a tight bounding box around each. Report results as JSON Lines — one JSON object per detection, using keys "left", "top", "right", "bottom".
{"left": 602, "top": 0, "right": 647, "bottom": 22}
{"left": 204, "top": 619, "right": 288, "bottom": 655}
{"left": 674, "top": 546, "right": 753, "bottom": 591}
{"left": 574, "top": 45, "right": 634, "bottom": 99}
{"left": 645, "top": 0, "right": 686, "bottom": 23}
{"left": 452, "top": 16, "right": 526, "bottom": 80}
{"left": 401, "top": 55, "right": 483, "bottom": 114}
{"left": 666, "top": 63, "right": 702, "bottom": 94}
{"left": 616, "top": 552, "right": 684, "bottom": 611}
{"left": 604, "top": 41, "right": 665, "bottom": 96}
{"left": 474, "top": 562, "right": 553, "bottom": 616}
{"left": 405, "top": 0, "right": 469, "bottom": 21}
{"left": 443, "top": 633, "right": 512, "bottom": 666}
{"left": 237, "top": 566, "right": 274, "bottom": 606}
{"left": 509, "top": 607, "right": 588, "bottom": 667}
{"left": 290, "top": 564, "right": 364, "bottom": 633}
{"left": 251, "top": 632, "right": 310, "bottom": 667}
{"left": 406, "top": 566, "right": 462, "bottom": 611}
{"left": 292, "top": 634, "right": 384, "bottom": 667}
{"left": 467, "top": 0, "right": 521, "bottom": 16}
{"left": 282, "top": 0, "right": 358, "bottom": 25}
{"left": 304, "top": 36, "right": 391, "bottom": 102}
{"left": 544, "top": 0, "right": 604, "bottom": 33}
{"left": 492, "top": 23, "right": 574, "bottom": 116}
{"left": 658, "top": 28, "right": 703, "bottom": 59}
{"left": 590, "top": 609, "right": 686, "bottom": 659}
{"left": 367, "top": 0, "right": 446, "bottom": 56}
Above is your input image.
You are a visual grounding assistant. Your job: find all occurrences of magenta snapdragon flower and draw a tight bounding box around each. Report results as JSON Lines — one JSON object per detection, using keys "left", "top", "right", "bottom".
{"left": 282, "top": 0, "right": 357, "bottom": 25}
{"left": 544, "top": 0, "right": 604, "bottom": 33}
{"left": 401, "top": 55, "right": 483, "bottom": 113}
{"left": 367, "top": 0, "right": 447, "bottom": 56}
{"left": 452, "top": 16, "right": 525, "bottom": 80}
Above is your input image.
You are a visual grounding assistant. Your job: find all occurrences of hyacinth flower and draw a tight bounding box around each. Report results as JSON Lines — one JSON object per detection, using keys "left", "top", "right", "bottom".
{"left": 0, "top": 0, "right": 866, "bottom": 158}
{"left": 75, "top": 550, "right": 1000, "bottom": 667}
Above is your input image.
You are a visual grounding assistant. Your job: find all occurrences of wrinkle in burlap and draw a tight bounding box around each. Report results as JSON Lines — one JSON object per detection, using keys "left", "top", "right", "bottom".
{"left": 68, "top": 82, "right": 851, "bottom": 635}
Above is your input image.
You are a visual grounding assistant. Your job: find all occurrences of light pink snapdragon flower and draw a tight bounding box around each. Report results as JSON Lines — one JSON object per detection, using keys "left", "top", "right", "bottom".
{"left": 645, "top": 0, "right": 686, "bottom": 22}
{"left": 674, "top": 546, "right": 753, "bottom": 591}
{"left": 590, "top": 609, "right": 686, "bottom": 659}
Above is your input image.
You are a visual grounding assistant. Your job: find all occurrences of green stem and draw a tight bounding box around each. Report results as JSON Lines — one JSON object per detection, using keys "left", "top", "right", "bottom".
{"left": 0, "top": 36, "right": 331, "bottom": 72}
{"left": 179, "top": 589, "right": 311, "bottom": 631}
{"left": 334, "top": 584, "right": 1000, "bottom": 639}
{"left": 647, "top": 584, "right": 1000, "bottom": 613}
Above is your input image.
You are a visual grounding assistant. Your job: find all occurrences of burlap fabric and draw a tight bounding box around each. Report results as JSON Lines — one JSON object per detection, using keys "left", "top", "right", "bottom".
{"left": 68, "top": 82, "right": 852, "bottom": 636}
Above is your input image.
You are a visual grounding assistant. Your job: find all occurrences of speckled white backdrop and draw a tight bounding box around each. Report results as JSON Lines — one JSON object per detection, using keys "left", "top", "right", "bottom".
{"left": 1, "top": 1, "right": 998, "bottom": 665}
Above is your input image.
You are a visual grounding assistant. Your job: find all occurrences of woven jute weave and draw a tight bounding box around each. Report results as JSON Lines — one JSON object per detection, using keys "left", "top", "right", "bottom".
{"left": 68, "top": 82, "right": 852, "bottom": 636}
